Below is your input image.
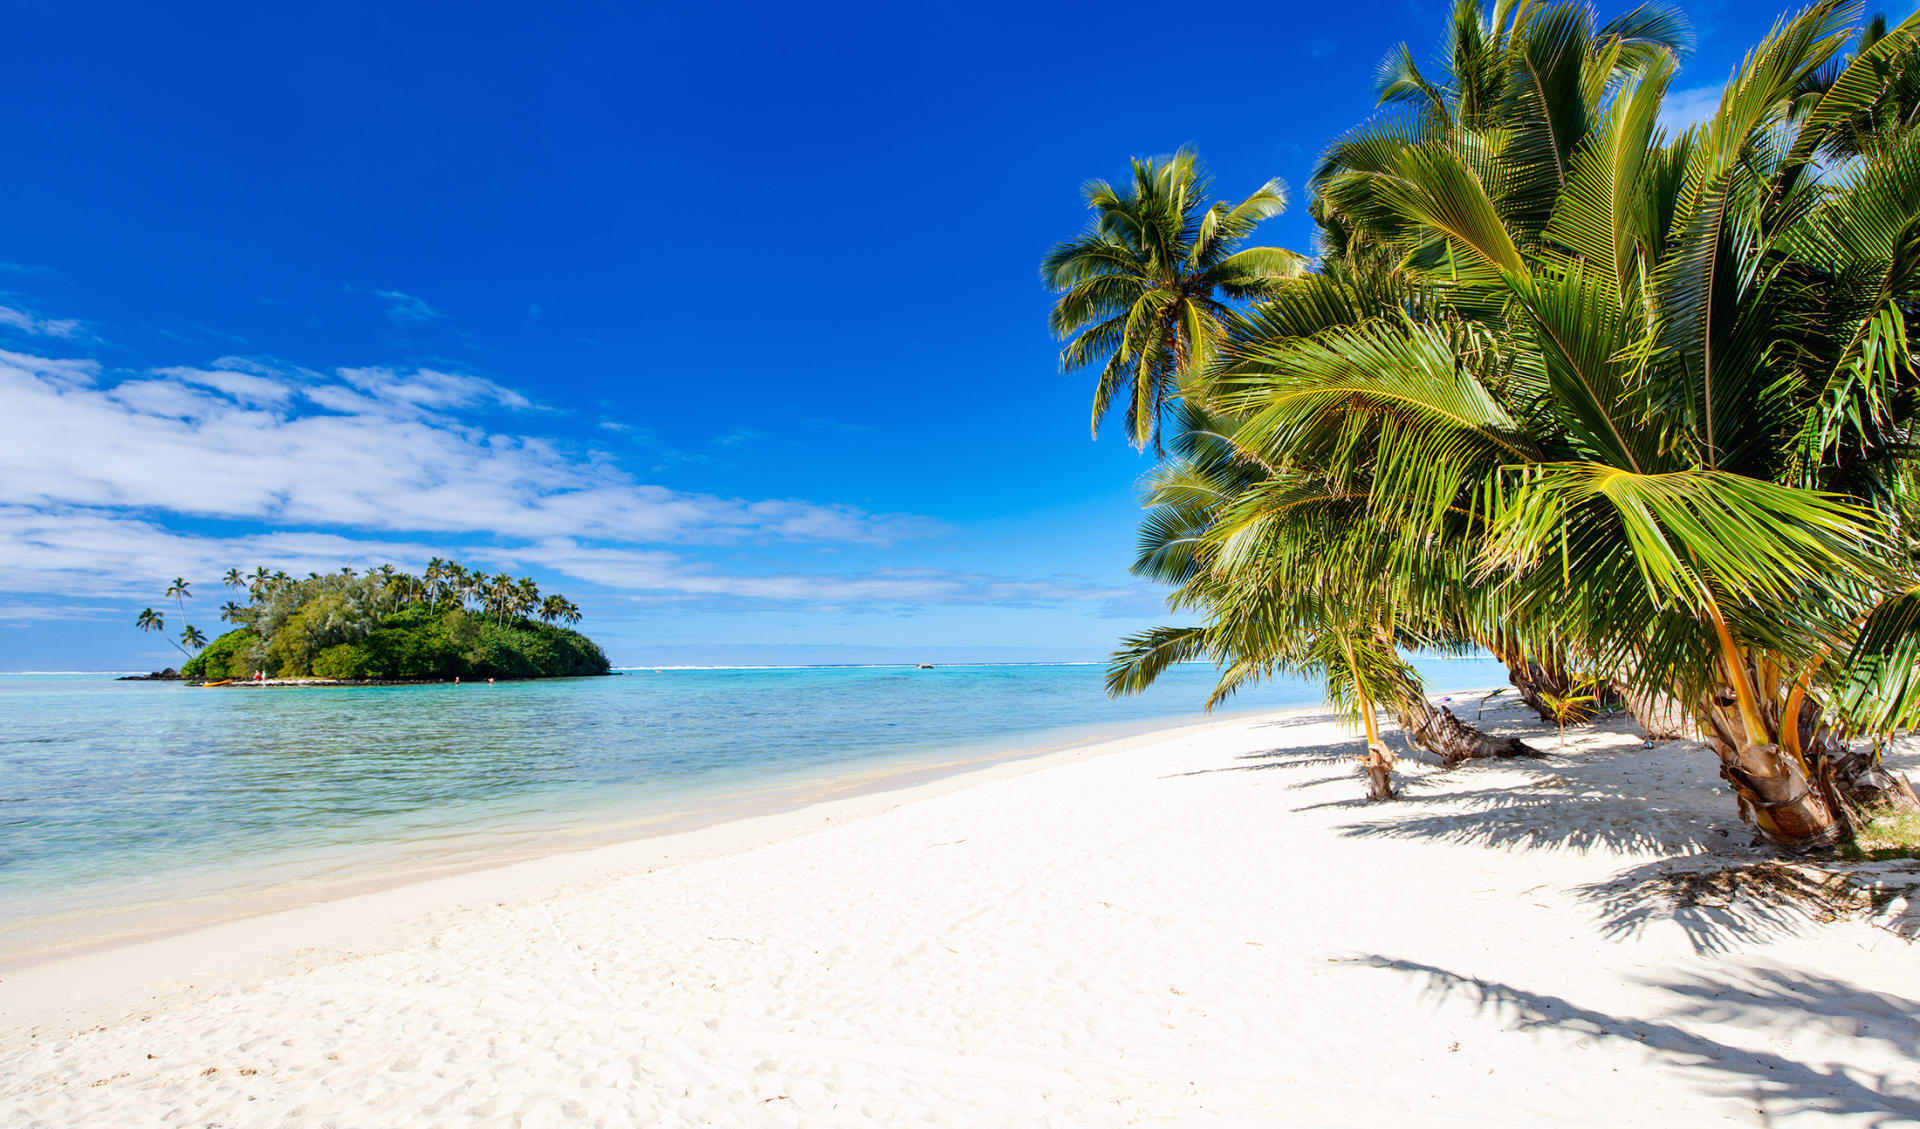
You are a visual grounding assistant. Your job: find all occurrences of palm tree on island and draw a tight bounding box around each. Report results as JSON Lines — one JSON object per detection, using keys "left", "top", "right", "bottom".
{"left": 134, "top": 599, "right": 203, "bottom": 661}
{"left": 140, "top": 557, "right": 606, "bottom": 682}
{"left": 539, "top": 594, "right": 576, "bottom": 624}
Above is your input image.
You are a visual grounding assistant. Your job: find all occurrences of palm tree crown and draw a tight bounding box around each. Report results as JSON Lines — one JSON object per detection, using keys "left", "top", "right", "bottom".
{"left": 1043, "top": 147, "right": 1305, "bottom": 452}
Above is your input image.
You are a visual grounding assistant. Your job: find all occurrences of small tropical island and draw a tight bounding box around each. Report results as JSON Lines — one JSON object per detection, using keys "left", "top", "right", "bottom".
{"left": 133, "top": 558, "right": 610, "bottom": 683}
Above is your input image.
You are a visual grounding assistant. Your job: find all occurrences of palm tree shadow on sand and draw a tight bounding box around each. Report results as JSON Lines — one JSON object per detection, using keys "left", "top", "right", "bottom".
{"left": 1173, "top": 711, "right": 1920, "bottom": 954}
{"left": 1167, "top": 696, "right": 1552, "bottom": 785}
{"left": 1327, "top": 718, "right": 1737, "bottom": 853}
{"left": 1163, "top": 743, "right": 1364, "bottom": 778}
{"left": 1354, "top": 956, "right": 1920, "bottom": 1124}
{"left": 1574, "top": 859, "right": 1897, "bottom": 956}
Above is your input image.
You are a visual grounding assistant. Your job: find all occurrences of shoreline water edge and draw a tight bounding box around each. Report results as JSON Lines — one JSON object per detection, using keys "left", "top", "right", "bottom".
{"left": 0, "top": 660, "right": 1514, "bottom": 965}
{"left": 5, "top": 689, "right": 1916, "bottom": 1126}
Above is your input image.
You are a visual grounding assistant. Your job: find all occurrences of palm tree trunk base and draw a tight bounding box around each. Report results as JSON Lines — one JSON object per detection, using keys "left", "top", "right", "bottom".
{"left": 1359, "top": 743, "right": 1397, "bottom": 802}
{"left": 1711, "top": 739, "right": 1843, "bottom": 854}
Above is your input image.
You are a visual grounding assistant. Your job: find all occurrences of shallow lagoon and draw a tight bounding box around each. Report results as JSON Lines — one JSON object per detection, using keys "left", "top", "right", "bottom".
{"left": 0, "top": 658, "right": 1508, "bottom": 951}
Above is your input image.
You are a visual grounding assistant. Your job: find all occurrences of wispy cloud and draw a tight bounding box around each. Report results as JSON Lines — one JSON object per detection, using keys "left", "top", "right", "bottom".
{"left": 505, "top": 541, "right": 1137, "bottom": 607}
{"left": 0, "top": 302, "right": 85, "bottom": 340}
{"left": 0, "top": 506, "right": 1129, "bottom": 614}
{"left": 336, "top": 365, "right": 532, "bottom": 412}
{"left": 0, "top": 349, "right": 933, "bottom": 547}
{"left": 351, "top": 286, "right": 443, "bottom": 325}
{"left": 1658, "top": 85, "right": 1723, "bottom": 134}
{"left": 0, "top": 598, "right": 130, "bottom": 624}
{"left": 0, "top": 328, "right": 1144, "bottom": 621}
{"left": 0, "top": 507, "right": 448, "bottom": 600}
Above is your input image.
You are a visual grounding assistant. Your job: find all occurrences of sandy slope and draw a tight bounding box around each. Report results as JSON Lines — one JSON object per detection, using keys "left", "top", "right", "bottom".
{"left": 2, "top": 697, "right": 1917, "bottom": 1128}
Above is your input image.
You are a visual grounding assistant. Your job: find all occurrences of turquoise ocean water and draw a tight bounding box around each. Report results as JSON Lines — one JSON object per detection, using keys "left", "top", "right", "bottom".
{"left": 0, "top": 658, "right": 1508, "bottom": 954}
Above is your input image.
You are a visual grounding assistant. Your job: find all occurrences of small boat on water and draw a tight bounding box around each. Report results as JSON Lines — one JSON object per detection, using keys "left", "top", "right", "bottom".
{"left": 917, "top": 663, "right": 934, "bottom": 669}
{"left": 201, "top": 680, "right": 234, "bottom": 687}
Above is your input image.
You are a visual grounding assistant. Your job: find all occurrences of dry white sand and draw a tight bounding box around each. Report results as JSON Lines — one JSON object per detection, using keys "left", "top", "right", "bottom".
{"left": 3, "top": 696, "right": 1918, "bottom": 1127}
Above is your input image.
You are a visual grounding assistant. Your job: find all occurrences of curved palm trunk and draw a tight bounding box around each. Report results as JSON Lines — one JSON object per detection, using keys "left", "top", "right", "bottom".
{"left": 1346, "top": 644, "right": 1396, "bottom": 802}
{"left": 1484, "top": 635, "right": 1606, "bottom": 725}
{"left": 1388, "top": 695, "right": 1541, "bottom": 766}
{"left": 1504, "top": 660, "right": 1568, "bottom": 723}
{"left": 1357, "top": 702, "right": 1397, "bottom": 801}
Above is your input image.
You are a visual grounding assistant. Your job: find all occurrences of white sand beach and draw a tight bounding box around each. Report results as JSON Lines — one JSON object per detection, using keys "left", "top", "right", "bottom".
{"left": 3, "top": 694, "right": 1917, "bottom": 1128}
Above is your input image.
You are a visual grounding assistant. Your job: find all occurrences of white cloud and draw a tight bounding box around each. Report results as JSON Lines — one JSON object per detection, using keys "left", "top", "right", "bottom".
{"left": 1658, "top": 85, "right": 1723, "bottom": 135}
{"left": 0, "top": 349, "right": 935, "bottom": 546}
{"left": 507, "top": 539, "right": 1135, "bottom": 606}
{"left": 0, "top": 303, "right": 84, "bottom": 339}
{"left": 0, "top": 506, "right": 442, "bottom": 599}
{"left": 0, "top": 341, "right": 1140, "bottom": 619}
{"left": 0, "top": 599, "right": 129, "bottom": 623}
{"left": 338, "top": 366, "right": 531, "bottom": 411}
{"left": 155, "top": 364, "right": 296, "bottom": 406}
{"left": 370, "top": 288, "right": 442, "bottom": 324}
{"left": 0, "top": 507, "right": 1133, "bottom": 614}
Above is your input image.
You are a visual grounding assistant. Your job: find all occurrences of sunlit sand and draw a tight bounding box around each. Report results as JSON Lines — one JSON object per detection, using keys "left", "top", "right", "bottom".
{"left": 4, "top": 695, "right": 1914, "bottom": 1126}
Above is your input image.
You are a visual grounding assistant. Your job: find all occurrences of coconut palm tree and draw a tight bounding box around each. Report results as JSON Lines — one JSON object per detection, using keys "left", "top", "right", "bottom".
{"left": 1796, "top": 11, "right": 1920, "bottom": 162}
{"left": 134, "top": 601, "right": 200, "bottom": 660}
{"left": 220, "top": 600, "right": 246, "bottom": 625}
{"left": 462, "top": 569, "right": 487, "bottom": 613}
{"left": 1211, "top": 1, "right": 1920, "bottom": 847}
{"left": 486, "top": 574, "right": 517, "bottom": 625}
{"left": 1108, "top": 400, "right": 1536, "bottom": 799}
{"left": 222, "top": 567, "right": 245, "bottom": 592}
{"left": 165, "top": 577, "right": 191, "bottom": 618}
{"left": 1043, "top": 147, "right": 1306, "bottom": 453}
{"left": 1313, "top": 0, "right": 1691, "bottom": 261}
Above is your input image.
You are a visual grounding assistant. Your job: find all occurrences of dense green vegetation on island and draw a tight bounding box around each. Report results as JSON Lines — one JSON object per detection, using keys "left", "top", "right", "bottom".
{"left": 137, "top": 559, "right": 609, "bottom": 681}
{"left": 1048, "top": 0, "right": 1920, "bottom": 851}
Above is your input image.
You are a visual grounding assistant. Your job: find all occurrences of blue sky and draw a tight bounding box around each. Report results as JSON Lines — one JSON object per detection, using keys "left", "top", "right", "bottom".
{"left": 0, "top": 0, "right": 1818, "bottom": 668}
